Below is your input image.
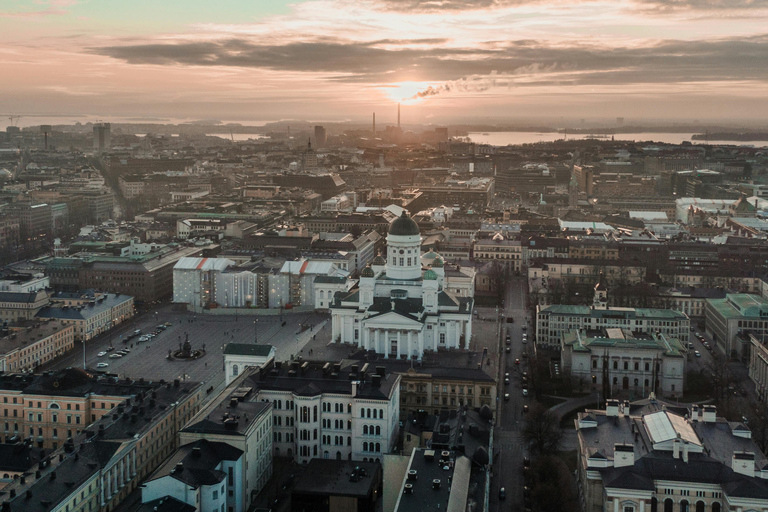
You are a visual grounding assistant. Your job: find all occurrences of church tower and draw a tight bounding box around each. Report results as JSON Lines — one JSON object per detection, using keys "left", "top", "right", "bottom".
{"left": 593, "top": 272, "right": 608, "bottom": 310}
{"left": 385, "top": 211, "right": 421, "bottom": 281}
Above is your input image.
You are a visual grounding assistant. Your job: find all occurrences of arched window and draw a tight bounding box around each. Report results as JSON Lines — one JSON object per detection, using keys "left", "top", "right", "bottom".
{"left": 363, "top": 425, "right": 368, "bottom": 435}
{"left": 348, "top": 437, "right": 351, "bottom": 446}
{"left": 664, "top": 498, "right": 673, "bottom": 512}
{"left": 313, "top": 406, "right": 318, "bottom": 422}
{"left": 592, "top": 359, "right": 597, "bottom": 369}
{"left": 313, "top": 445, "right": 318, "bottom": 456}
{"left": 347, "top": 419, "right": 352, "bottom": 430}
{"left": 49, "top": 403, "right": 59, "bottom": 409}
{"left": 232, "top": 364, "right": 239, "bottom": 377}
{"left": 363, "top": 442, "right": 368, "bottom": 452}
{"left": 313, "top": 429, "right": 317, "bottom": 440}
{"left": 375, "top": 425, "right": 381, "bottom": 436}
{"left": 375, "top": 442, "right": 381, "bottom": 452}
{"left": 711, "top": 503, "right": 721, "bottom": 512}
{"left": 336, "top": 451, "right": 342, "bottom": 460}
{"left": 380, "top": 409, "right": 384, "bottom": 418}
{"left": 695, "top": 501, "right": 705, "bottom": 512}
{"left": 651, "top": 497, "right": 657, "bottom": 512}
{"left": 324, "top": 450, "right": 329, "bottom": 459}
{"left": 613, "top": 361, "right": 618, "bottom": 370}
{"left": 680, "top": 499, "right": 689, "bottom": 512}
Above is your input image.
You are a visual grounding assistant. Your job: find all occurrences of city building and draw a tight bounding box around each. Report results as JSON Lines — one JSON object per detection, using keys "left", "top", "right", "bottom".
{"left": 93, "top": 122, "right": 111, "bottom": 152}
{"left": 0, "top": 320, "right": 75, "bottom": 373}
{"left": 472, "top": 234, "right": 523, "bottom": 273}
{"left": 179, "top": 377, "right": 274, "bottom": 508}
{"left": 561, "top": 328, "right": 686, "bottom": 397}
{"left": 330, "top": 212, "right": 474, "bottom": 360}
{"left": 0, "top": 289, "right": 51, "bottom": 324}
{"left": 290, "top": 459, "right": 382, "bottom": 512}
{"left": 45, "top": 243, "right": 216, "bottom": 302}
{"left": 35, "top": 292, "right": 134, "bottom": 341}
{"left": 239, "top": 359, "right": 400, "bottom": 464}
{"left": 536, "top": 276, "right": 690, "bottom": 349}
{"left": 704, "top": 293, "right": 768, "bottom": 360}
{"left": 141, "top": 440, "right": 247, "bottom": 512}
{"left": 577, "top": 399, "right": 768, "bottom": 512}
{"left": 223, "top": 343, "right": 275, "bottom": 385}
{"left": 2, "top": 375, "right": 202, "bottom": 512}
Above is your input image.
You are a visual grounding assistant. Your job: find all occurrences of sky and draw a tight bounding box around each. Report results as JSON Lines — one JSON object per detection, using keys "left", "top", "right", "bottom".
{"left": 2, "top": 0, "right": 768, "bottom": 126}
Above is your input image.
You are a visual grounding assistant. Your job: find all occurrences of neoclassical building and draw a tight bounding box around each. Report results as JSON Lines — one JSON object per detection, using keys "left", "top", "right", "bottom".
{"left": 329, "top": 212, "right": 474, "bottom": 360}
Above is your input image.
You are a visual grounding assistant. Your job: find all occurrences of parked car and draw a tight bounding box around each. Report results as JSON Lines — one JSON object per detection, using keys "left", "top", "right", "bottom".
{"left": 505, "top": 336, "right": 511, "bottom": 344}
{"left": 504, "top": 378, "right": 510, "bottom": 385}
{"left": 97, "top": 362, "right": 109, "bottom": 368}
{"left": 106, "top": 346, "right": 115, "bottom": 352}
{"left": 522, "top": 389, "right": 529, "bottom": 397}
{"left": 694, "top": 350, "right": 701, "bottom": 357}
{"left": 97, "top": 351, "right": 107, "bottom": 357}
{"left": 523, "top": 405, "right": 529, "bottom": 413}
{"left": 504, "top": 393, "right": 510, "bottom": 401}
{"left": 499, "top": 488, "right": 506, "bottom": 500}
{"left": 515, "top": 359, "right": 520, "bottom": 365}
{"left": 164, "top": 322, "right": 173, "bottom": 327}
{"left": 505, "top": 346, "right": 511, "bottom": 353}
{"left": 108, "top": 354, "right": 122, "bottom": 359}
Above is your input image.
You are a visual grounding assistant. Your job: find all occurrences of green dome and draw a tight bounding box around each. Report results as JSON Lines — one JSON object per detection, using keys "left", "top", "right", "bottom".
{"left": 361, "top": 266, "right": 375, "bottom": 278}
{"left": 422, "top": 251, "right": 438, "bottom": 259}
{"left": 423, "top": 269, "right": 438, "bottom": 280}
{"left": 372, "top": 255, "right": 386, "bottom": 265}
{"left": 388, "top": 211, "right": 420, "bottom": 236}
{"left": 432, "top": 257, "right": 444, "bottom": 268}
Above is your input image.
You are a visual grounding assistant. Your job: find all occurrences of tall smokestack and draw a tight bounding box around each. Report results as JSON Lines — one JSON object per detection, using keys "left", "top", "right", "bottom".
{"left": 398, "top": 103, "right": 401, "bottom": 129}
{"left": 373, "top": 112, "right": 376, "bottom": 136}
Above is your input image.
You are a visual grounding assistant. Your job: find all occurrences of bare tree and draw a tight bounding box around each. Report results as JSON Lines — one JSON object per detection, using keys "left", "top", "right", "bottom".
{"left": 522, "top": 402, "right": 564, "bottom": 455}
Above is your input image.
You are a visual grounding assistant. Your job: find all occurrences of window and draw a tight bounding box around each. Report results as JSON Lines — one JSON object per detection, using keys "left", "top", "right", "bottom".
{"left": 232, "top": 365, "right": 239, "bottom": 377}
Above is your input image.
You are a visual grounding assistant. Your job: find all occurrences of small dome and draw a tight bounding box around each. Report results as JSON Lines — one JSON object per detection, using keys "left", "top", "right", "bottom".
{"left": 372, "top": 255, "right": 386, "bottom": 265}
{"left": 422, "top": 251, "right": 439, "bottom": 259}
{"left": 361, "top": 266, "right": 374, "bottom": 278}
{"left": 388, "top": 210, "right": 420, "bottom": 236}
{"left": 423, "top": 269, "right": 438, "bottom": 280}
{"left": 432, "top": 257, "right": 444, "bottom": 268}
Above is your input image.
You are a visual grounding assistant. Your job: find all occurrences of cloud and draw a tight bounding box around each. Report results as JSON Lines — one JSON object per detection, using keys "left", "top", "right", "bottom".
{"left": 0, "top": 0, "right": 78, "bottom": 18}
{"left": 91, "top": 34, "right": 768, "bottom": 91}
{"left": 369, "top": 0, "right": 768, "bottom": 12}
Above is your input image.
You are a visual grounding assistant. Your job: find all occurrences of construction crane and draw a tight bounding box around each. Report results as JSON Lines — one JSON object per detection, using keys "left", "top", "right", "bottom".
{"left": 8, "top": 115, "right": 21, "bottom": 126}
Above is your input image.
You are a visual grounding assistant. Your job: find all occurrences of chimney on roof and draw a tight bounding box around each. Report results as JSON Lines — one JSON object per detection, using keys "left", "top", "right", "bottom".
{"left": 702, "top": 405, "right": 716, "bottom": 423}
{"left": 605, "top": 399, "right": 619, "bottom": 417}
{"left": 732, "top": 452, "right": 756, "bottom": 477}
{"left": 613, "top": 444, "right": 635, "bottom": 468}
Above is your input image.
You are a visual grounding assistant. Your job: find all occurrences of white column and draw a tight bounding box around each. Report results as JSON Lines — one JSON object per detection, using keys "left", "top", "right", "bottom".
{"left": 408, "top": 331, "right": 413, "bottom": 359}
{"left": 384, "top": 330, "right": 389, "bottom": 358}
{"left": 465, "top": 320, "right": 471, "bottom": 349}
{"left": 363, "top": 327, "right": 369, "bottom": 351}
{"left": 613, "top": 499, "right": 619, "bottom": 512}
{"left": 397, "top": 331, "right": 402, "bottom": 359}
{"left": 639, "top": 499, "right": 645, "bottom": 512}
{"left": 418, "top": 331, "right": 424, "bottom": 360}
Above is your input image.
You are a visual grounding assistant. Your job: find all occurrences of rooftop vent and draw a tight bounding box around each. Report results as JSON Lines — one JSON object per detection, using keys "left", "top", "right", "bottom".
{"left": 404, "top": 483, "right": 414, "bottom": 494}
{"left": 408, "top": 470, "right": 418, "bottom": 481}
{"left": 432, "top": 479, "right": 441, "bottom": 490}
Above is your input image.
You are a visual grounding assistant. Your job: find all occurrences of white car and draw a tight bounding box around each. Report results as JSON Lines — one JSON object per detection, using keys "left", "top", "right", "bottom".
{"left": 695, "top": 350, "right": 701, "bottom": 357}
{"left": 108, "top": 354, "right": 123, "bottom": 359}
{"left": 97, "top": 362, "right": 109, "bottom": 368}
{"left": 97, "top": 351, "right": 107, "bottom": 357}
{"left": 522, "top": 389, "right": 529, "bottom": 397}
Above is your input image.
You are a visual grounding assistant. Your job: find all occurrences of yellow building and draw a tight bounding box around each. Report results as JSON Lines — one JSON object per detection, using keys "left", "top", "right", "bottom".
{"left": 0, "top": 320, "right": 74, "bottom": 373}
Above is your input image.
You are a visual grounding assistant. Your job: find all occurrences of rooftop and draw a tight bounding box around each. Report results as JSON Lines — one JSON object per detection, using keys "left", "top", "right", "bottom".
{"left": 292, "top": 459, "right": 381, "bottom": 498}
{"left": 223, "top": 343, "right": 274, "bottom": 357}
{"left": 394, "top": 449, "right": 472, "bottom": 512}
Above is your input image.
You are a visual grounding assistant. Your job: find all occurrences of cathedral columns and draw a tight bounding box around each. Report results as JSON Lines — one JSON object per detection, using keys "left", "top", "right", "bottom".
{"left": 418, "top": 330, "right": 424, "bottom": 360}
{"left": 397, "top": 330, "right": 402, "bottom": 359}
{"left": 384, "top": 329, "right": 389, "bottom": 358}
{"left": 408, "top": 331, "right": 413, "bottom": 359}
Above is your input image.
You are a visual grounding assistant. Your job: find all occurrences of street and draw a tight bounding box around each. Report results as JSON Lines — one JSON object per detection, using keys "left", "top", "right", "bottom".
{"left": 489, "top": 276, "right": 530, "bottom": 512}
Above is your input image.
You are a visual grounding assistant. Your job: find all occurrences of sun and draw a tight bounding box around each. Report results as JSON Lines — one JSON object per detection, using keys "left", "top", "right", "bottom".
{"left": 382, "top": 81, "right": 433, "bottom": 103}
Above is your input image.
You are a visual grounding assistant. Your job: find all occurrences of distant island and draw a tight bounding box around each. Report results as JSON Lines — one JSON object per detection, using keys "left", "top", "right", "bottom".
{"left": 691, "top": 132, "right": 768, "bottom": 142}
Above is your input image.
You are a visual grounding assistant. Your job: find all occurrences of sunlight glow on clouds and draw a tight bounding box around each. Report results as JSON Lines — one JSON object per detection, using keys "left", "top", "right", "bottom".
{"left": 2, "top": 0, "right": 768, "bottom": 121}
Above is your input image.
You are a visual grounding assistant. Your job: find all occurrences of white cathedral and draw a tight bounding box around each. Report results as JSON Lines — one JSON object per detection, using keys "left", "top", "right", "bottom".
{"left": 329, "top": 211, "right": 474, "bottom": 360}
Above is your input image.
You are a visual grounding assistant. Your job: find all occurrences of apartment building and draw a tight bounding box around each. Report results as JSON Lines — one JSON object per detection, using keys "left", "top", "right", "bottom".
{"left": 0, "top": 289, "right": 51, "bottom": 324}
{"left": 472, "top": 234, "right": 523, "bottom": 273}
{"left": 704, "top": 293, "right": 768, "bottom": 360}
{"left": 3, "top": 377, "right": 203, "bottom": 512}
{"left": 36, "top": 293, "right": 134, "bottom": 341}
{"left": 240, "top": 359, "right": 400, "bottom": 465}
{"left": 0, "top": 320, "right": 74, "bottom": 373}
{"left": 577, "top": 400, "right": 768, "bottom": 512}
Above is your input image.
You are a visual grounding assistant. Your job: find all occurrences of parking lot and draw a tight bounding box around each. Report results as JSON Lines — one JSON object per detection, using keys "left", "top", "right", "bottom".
{"left": 44, "top": 304, "right": 329, "bottom": 396}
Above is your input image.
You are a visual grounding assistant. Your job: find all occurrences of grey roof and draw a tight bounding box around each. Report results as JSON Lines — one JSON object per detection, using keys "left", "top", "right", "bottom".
{"left": 314, "top": 275, "right": 347, "bottom": 284}
{"left": 135, "top": 497, "right": 196, "bottom": 512}
{"left": 182, "top": 390, "right": 272, "bottom": 437}
{"left": 0, "top": 290, "right": 47, "bottom": 303}
{"left": 223, "top": 343, "right": 274, "bottom": 357}
{"left": 35, "top": 293, "right": 133, "bottom": 321}
{"left": 292, "top": 459, "right": 381, "bottom": 498}
{"left": 0, "top": 442, "right": 41, "bottom": 472}
{"left": 146, "top": 439, "right": 243, "bottom": 488}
